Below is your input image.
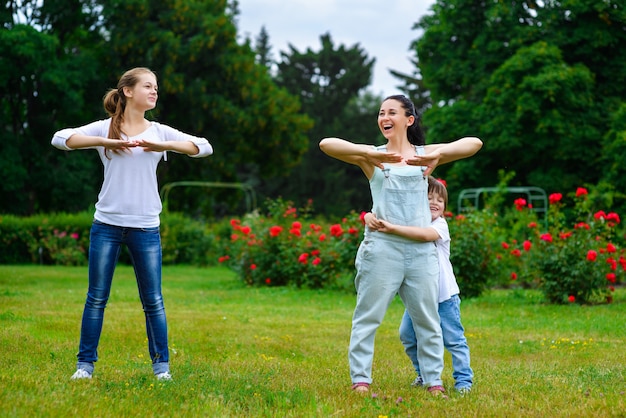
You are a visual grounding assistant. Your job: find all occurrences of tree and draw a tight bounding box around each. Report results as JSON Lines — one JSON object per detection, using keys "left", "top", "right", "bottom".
{"left": 1, "top": 0, "right": 107, "bottom": 214}
{"left": 408, "top": 0, "right": 626, "bottom": 209}
{"left": 388, "top": 66, "right": 431, "bottom": 115}
{"left": 267, "top": 33, "right": 379, "bottom": 216}
{"left": 94, "top": 0, "right": 313, "bottom": 216}
{"left": 601, "top": 103, "right": 626, "bottom": 206}
{"left": 253, "top": 26, "right": 274, "bottom": 70}
{"left": 1, "top": 0, "right": 315, "bottom": 217}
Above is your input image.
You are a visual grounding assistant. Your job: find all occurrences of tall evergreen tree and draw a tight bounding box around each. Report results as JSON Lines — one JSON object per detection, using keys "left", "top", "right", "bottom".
{"left": 253, "top": 26, "right": 274, "bottom": 70}
{"left": 268, "top": 33, "right": 379, "bottom": 216}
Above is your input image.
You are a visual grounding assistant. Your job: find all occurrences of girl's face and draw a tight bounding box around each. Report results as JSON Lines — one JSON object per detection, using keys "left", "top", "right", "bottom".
{"left": 378, "top": 99, "right": 414, "bottom": 140}
{"left": 125, "top": 72, "right": 158, "bottom": 111}
{"left": 428, "top": 192, "right": 445, "bottom": 222}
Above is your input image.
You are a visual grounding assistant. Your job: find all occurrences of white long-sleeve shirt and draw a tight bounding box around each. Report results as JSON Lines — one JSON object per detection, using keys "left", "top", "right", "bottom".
{"left": 431, "top": 216, "right": 460, "bottom": 302}
{"left": 52, "top": 118, "right": 213, "bottom": 228}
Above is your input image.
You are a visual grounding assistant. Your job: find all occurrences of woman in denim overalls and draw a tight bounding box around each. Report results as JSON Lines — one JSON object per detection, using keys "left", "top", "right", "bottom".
{"left": 319, "top": 95, "right": 482, "bottom": 395}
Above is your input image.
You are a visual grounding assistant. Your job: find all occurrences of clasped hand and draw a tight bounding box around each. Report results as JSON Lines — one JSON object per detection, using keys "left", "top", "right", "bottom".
{"left": 105, "top": 138, "right": 165, "bottom": 154}
{"left": 405, "top": 152, "right": 441, "bottom": 176}
{"left": 365, "top": 149, "right": 442, "bottom": 175}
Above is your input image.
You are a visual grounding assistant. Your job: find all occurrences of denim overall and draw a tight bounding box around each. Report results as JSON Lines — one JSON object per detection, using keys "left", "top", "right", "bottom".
{"left": 349, "top": 146, "right": 444, "bottom": 387}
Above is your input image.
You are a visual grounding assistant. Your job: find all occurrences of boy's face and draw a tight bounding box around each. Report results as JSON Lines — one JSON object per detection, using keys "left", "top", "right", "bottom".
{"left": 428, "top": 192, "right": 445, "bottom": 222}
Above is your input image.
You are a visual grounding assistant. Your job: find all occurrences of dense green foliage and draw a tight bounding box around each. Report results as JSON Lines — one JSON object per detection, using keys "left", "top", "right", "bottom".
{"left": 495, "top": 187, "right": 624, "bottom": 304}
{"left": 2, "top": 0, "right": 312, "bottom": 217}
{"left": 405, "top": 0, "right": 626, "bottom": 212}
{"left": 4, "top": 0, "right": 626, "bottom": 218}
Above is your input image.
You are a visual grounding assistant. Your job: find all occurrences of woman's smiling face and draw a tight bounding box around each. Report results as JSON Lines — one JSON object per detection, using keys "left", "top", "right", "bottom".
{"left": 378, "top": 99, "right": 414, "bottom": 139}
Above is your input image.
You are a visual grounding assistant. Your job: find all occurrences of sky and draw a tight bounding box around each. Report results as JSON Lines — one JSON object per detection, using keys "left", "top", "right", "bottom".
{"left": 235, "top": 0, "right": 437, "bottom": 97}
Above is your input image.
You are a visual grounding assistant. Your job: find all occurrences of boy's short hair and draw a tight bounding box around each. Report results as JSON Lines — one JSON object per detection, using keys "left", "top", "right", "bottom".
{"left": 427, "top": 176, "right": 448, "bottom": 210}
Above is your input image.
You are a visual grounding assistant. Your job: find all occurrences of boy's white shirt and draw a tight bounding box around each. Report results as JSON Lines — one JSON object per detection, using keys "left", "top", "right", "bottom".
{"left": 431, "top": 216, "right": 460, "bottom": 303}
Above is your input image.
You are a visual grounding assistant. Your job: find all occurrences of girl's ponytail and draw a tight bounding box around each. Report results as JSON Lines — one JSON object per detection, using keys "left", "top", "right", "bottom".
{"left": 101, "top": 67, "right": 155, "bottom": 159}
{"left": 104, "top": 88, "right": 124, "bottom": 140}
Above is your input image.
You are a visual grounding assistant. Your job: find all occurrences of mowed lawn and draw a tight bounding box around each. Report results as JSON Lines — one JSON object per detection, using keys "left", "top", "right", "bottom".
{"left": 1, "top": 264, "right": 625, "bottom": 417}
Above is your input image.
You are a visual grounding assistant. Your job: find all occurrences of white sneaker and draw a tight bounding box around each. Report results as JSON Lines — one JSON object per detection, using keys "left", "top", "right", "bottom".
{"left": 458, "top": 387, "right": 472, "bottom": 395}
{"left": 156, "top": 371, "right": 172, "bottom": 381}
{"left": 71, "top": 369, "right": 92, "bottom": 380}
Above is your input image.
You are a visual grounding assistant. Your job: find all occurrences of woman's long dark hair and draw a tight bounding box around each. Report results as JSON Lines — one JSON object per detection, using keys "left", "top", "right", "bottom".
{"left": 383, "top": 94, "right": 425, "bottom": 146}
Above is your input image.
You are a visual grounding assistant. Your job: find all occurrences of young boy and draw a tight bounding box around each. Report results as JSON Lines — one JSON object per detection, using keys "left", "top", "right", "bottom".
{"left": 364, "top": 176, "right": 473, "bottom": 394}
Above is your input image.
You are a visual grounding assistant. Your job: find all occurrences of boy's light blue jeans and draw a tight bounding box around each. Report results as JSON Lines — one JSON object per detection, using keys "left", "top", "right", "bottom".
{"left": 75, "top": 220, "right": 169, "bottom": 375}
{"left": 399, "top": 294, "right": 473, "bottom": 390}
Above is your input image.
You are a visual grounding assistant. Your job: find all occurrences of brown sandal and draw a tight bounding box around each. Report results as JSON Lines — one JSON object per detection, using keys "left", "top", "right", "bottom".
{"left": 352, "top": 382, "right": 370, "bottom": 393}
{"left": 427, "top": 385, "right": 448, "bottom": 398}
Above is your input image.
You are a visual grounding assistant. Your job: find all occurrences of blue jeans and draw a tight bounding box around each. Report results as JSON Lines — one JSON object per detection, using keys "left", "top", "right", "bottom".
{"left": 76, "top": 220, "right": 169, "bottom": 375}
{"left": 399, "top": 294, "right": 473, "bottom": 390}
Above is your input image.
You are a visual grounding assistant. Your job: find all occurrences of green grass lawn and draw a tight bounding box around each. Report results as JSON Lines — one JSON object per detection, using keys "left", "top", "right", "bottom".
{"left": 1, "top": 265, "right": 625, "bottom": 417}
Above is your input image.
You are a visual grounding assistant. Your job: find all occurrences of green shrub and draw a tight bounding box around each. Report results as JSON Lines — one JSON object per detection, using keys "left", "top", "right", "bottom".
{"left": 0, "top": 212, "right": 92, "bottom": 265}
{"left": 0, "top": 214, "right": 37, "bottom": 264}
{"left": 494, "top": 187, "right": 625, "bottom": 304}
{"left": 0, "top": 211, "right": 220, "bottom": 267}
{"left": 219, "top": 198, "right": 363, "bottom": 289}
{"left": 448, "top": 210, "right": 499, "bottom": 298}
{"left": 490, "top": 200, "right": 544, "bottom": 290}
{"left": 4, "top": 184, "right": 623, "bottom": 305}
{"left": 160, "top": 212, "right": 215, "bottom": 265}
{"left": 531, "top": 191, "right": 623, "bottom": 304}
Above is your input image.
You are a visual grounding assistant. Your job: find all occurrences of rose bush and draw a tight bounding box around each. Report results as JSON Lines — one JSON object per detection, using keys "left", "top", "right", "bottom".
{"left": 218, "top": 184, "right": 624, "bottom": 304}
{"left": 219, "top": 198, "right": 363, "bottom": 289}
{"left": 496, "top": 187, "right": 624, "bottom": 304}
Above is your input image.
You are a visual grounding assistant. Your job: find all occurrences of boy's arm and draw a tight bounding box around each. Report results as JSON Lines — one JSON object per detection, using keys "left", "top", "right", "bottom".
{"left": 381, "top": 222, "right": 440, "bottom": 242}
{"left": 364, "top": 212, "right": 440, "bottom": 242}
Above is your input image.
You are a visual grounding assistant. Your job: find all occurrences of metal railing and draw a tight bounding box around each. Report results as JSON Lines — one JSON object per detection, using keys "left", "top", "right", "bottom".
{"left": 457, "top": 186, "right": 548, "bottom": 224}
{"left": 160, "top": 181, "right": 257, "bottom": 213}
